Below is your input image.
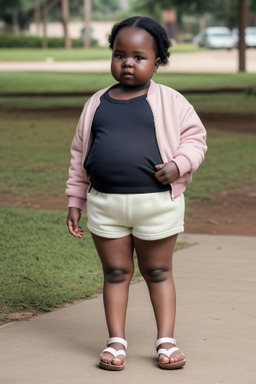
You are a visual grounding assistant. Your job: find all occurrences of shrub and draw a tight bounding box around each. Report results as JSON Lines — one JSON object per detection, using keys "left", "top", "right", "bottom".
{"left": 0, "top": 33, "right": 85, "bottom": 48}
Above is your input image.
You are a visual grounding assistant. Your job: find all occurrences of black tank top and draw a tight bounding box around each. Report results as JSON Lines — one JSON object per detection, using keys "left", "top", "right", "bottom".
{"left": 84, "top": 92, "right": 171, "bottom": 194}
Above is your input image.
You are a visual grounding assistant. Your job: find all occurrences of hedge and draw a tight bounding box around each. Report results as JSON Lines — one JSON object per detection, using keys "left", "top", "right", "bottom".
{"left": 0, "top": 34, "right": 85, "bottom": 48}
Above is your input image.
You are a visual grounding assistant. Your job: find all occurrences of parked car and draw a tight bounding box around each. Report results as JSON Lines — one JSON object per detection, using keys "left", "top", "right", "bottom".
{"left": 232, "top": 27, "right": 256, "bottom": 48}
{"left": 194, "top": 27, "right": 234, "bottom": 50}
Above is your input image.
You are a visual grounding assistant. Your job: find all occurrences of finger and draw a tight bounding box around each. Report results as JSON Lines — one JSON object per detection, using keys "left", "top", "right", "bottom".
{"left": 155, "top": 163, "right": 164, "bottom": 170}
{"left": 155, "top": 168, "right": 165, "bottom": 180}
{"left": 67, "top": 219, "right": 81, "bottom": 238}
{"left": 78, "top": 226, "right": 85, "bottom": 236}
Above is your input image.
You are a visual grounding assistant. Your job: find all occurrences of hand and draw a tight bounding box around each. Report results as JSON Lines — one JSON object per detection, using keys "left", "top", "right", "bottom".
{"left": 155, "top": 161, "right": 179, "bottom": 185}
{"left": 66, "top": 207, "right": 84, "bottom": 238}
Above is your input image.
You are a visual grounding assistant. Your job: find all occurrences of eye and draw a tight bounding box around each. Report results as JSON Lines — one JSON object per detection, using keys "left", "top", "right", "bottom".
{"left": 135, "top": 56, "right": 144, "bottom": 61}
{"left": 115, "top": 53, "right": 125, "bottom": 59}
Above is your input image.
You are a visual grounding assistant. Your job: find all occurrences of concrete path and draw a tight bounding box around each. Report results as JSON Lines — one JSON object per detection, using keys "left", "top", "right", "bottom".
{"left": 1, "top": 233, "right": 256, "bottom": 384}
{"left": 0, "top": 49, "right": 255, "bottom": 73}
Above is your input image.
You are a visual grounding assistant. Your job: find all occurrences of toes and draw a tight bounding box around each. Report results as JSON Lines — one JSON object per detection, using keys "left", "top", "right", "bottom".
{"left": 100, "top": 352, "right": 112, "bottom": 364}
{"left": 170, "top": 351, "right": 184, "bottom": 363}
{"left": 100, "top": 352, "right": 124, "bottom": 366}
{"left": 159, "top": 354, "right": 170, "bottom": 365}
{"left": 112, "top": 356, "right": 124, "bottom": 366}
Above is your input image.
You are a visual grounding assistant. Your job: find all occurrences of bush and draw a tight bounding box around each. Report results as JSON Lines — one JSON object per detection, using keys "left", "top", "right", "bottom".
{"left": 0, "top": 33, "right": 84, "bottom": 48}
{"left": 0, "top": 34, "right": 42, "bottom": 48}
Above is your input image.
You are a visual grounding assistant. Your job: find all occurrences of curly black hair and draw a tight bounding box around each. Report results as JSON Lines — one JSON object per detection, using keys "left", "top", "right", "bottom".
{"left": 108, "top": 16, "right": 171, "bottom": 66}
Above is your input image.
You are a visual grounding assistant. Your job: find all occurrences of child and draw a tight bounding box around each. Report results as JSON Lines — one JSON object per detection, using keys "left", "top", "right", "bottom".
{"left": 66, "top": 16, "right": 207, "bottom": 371}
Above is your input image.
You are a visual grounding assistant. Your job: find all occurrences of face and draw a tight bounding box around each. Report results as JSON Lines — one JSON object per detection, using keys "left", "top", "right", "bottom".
{"left": 111, "top": 26, "right": 160, "bottom": 90}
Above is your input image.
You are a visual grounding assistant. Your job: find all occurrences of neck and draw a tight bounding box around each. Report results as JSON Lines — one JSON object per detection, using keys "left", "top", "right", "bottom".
{"left": 110, "top": 81, "right": 151, "bottom": 100}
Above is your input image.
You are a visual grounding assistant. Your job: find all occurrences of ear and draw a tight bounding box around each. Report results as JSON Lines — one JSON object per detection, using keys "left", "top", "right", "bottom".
{"left": 154, "top": 58, "right": 161, "bottom": 73}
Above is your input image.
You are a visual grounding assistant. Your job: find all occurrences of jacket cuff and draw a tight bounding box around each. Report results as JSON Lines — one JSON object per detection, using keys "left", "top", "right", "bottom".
{"left": 68, "top": 196, "right": 86, "bottom": 211}
{"left": 172, "top": 155, "right": 192, "bottom": 177}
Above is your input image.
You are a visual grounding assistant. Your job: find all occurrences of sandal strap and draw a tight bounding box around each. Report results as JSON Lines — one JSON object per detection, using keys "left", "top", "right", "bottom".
{"left": 107, "top": 337, "right": 128, "bottom": 349}
{"left": 101, "top": 347, "right": 126, "bottom": 358}
{"left": 155, "top": 337, "right": 176, "bottom": 349}
{"left": 157, "top": 347, "right": 182, "bottom": 358}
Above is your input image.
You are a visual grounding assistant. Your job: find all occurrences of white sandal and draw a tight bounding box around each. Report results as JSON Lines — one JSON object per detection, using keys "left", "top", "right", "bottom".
{"left": 99, "top": 337, "right": 127, "bottom": 371}
{"left": 155, "top": 337, "right": 186, "bottom": 369}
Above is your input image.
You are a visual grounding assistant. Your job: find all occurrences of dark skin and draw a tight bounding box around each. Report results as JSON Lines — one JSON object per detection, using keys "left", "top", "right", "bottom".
{"left": 67, "top": 26, "right": 184, "bottom": 368}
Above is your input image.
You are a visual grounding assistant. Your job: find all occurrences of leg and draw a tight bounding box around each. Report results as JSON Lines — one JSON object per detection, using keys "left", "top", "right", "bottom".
{"left": 91, "top": 233, "right": 134, "bottom": 367}
{"left": 133, "top": 235, "right": 185, "bottom": 366}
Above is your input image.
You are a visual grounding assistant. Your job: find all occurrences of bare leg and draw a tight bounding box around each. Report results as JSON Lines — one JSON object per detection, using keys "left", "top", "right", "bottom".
{"left": 133, "top": 235, "right": 184, "bottom": 365}
{"left": 91, "top": 233, "right": 134, "bottom": 366}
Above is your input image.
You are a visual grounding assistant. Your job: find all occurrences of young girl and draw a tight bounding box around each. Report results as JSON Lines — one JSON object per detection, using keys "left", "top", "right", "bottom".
{"left": 66, "top": 16, "right": 207, "bottom": 371}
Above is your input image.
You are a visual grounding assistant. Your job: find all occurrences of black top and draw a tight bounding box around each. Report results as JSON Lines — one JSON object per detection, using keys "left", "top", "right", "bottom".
{"left": 84, "top": 92, "right": 171, "bottom": 194}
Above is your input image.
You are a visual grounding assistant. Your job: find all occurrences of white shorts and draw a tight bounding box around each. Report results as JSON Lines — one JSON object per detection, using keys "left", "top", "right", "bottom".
{"left": 87, "top": 188, "right": 185, "bottom": 241}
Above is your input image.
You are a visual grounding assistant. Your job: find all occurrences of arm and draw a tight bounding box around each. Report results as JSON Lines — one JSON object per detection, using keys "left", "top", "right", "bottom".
{"left": 171, "top": 103, "right": 207, "bottom": 177}
{"left": 155, "top": 99, "right": 207, "bottom": 185}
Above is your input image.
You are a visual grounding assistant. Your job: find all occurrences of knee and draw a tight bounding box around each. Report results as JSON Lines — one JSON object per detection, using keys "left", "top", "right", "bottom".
{"left": 106, "top": 268, "right": 133, "bottom": 284}
{"left": 146, "top": 268, "right": 169, "bottom": 283}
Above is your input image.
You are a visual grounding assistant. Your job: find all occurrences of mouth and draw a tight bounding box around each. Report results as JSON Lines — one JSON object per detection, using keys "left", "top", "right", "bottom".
{"left": 121, "top": 72, "right": 133, "bottom": 78}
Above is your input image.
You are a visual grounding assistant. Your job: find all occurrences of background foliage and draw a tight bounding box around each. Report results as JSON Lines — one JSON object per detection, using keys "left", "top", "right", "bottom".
{"left": 1, "top": 0, "right": 256, "bottom": 31}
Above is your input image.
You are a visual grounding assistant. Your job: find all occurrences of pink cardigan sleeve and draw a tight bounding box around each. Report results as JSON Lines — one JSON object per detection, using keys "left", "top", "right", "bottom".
{"left": 172, "top": 95, "right": 207, "bottom": 177}
{"left": 65, "top": 107, "right": 90, "bottom": 210}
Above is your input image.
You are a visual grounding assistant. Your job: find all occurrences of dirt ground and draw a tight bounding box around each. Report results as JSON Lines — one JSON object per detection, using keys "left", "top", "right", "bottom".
{"left": 1, "top": 112, "right": 255, "bottom": 237}
{"left": 1, "top": 183, "right": 255, "bottom": 237}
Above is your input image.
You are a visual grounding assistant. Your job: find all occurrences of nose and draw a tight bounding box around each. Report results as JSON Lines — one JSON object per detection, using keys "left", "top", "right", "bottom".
{"left": 122, "top": 57, "right": 133, "bottom": 67}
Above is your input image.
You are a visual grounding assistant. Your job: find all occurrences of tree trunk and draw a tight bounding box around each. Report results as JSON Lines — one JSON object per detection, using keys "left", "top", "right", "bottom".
{"left": 12, "top": 10, "right": 19, "bottom": 33}
{"left": 84, "top": 0, "right": 91, "bottom": 49}
{"left": 238, "top": 0, "right": 247, "bottom": 72}
{"left": 42, "top": 0, "right": 61, "bottom": 49}
{"left": 61, "top": 0, "right": 72, "bottom": 49}
{"left": 34, "top": 0, "right": 41, "bottom": 35}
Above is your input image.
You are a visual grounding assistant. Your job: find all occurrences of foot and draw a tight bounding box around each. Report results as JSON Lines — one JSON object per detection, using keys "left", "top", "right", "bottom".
{"left": 100, "top": 342, "right": 125, "bottom": 366}
{"left": 99, "top": 337, "right": 127, "bottom": 371}
{"left": 156, "top": 337, "right": 186, "bottom": 369}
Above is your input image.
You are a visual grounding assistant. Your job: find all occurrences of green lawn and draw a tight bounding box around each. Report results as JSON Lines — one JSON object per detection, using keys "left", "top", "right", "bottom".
{"left": 1, "top": 72, "right": 256, "bottom": 324}
{"left": 0, "top": 205, "right": 187, "bottom": 324}
{"left": 1, "top": 72, "right": 255, "bottom": 94}
{"left": 1, "top": 107, "right": 255, "bottom": 201}
{"left": 0, "top": 207, "right": 103, "bottom": 318}
{"left": 1, "top": 109, "right": 255, "bottom": 324}
{"left": 1, "top": 92, "right": 255, "bottom": 114}
{"left": 0, "top": 44, "right": 202, "bottom": 61}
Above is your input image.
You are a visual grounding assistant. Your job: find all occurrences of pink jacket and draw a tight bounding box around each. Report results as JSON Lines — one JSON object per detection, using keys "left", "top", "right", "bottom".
{"left": 66, "top": 80, "right": 207, "bottom": 210}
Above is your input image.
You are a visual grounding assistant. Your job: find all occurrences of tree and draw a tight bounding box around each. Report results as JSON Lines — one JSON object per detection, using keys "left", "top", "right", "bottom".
{"left": 61, "top": 0, "right": 72, "bottom": 49}
{"left": 238, "top": 0, "right": 247, "bottom": 71}
{"left": 83, "top": 0, "right": 91, "bottom": 48}
{"left": 34, "top": 0, "right": 40, "bottom": 34}
{"left": 130, "top": 0, "right": 256, "bottom": 27}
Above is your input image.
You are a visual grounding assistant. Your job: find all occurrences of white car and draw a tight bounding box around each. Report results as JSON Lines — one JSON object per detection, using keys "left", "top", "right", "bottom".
{"left": 194, "top": 27, "right": 235, "bottom": 50}
{"left": 232, "top": 27, "right": 256, "bottom": 48}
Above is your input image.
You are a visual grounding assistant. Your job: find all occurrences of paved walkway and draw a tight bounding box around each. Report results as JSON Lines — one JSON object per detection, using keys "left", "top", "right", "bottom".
{"left": 0, "top": 49, "right": 256, "bottom": 73}
{"left": 1, "top": 233, "right": 256, "bottom": 384}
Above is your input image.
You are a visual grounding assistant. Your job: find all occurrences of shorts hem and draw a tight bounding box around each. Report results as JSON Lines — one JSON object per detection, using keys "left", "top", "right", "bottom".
{"left": 132, "top": 226, "right": 184, "bottom": 241}
{"left": 88, "top": 223, "right": 184, "bottom": 240}
{"left": 87, "top": 223, "right": 131, "bottom": 239}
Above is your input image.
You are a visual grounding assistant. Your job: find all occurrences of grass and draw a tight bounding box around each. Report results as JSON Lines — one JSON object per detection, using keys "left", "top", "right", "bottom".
{"left": 1, "top": 72, "right": 256, "bottom": 94}
{"left": 0, "top": 207, "right": 103, "bottom": 321}
{"left": 187, "top": 129, "right": 256, "bottom": 201}
{"left": 1, "top": 106, "right": 256, "bottom": 200}
{"left": 0, "top": 206, "right": 186, "bottom": 324}
{"left": 187, "top": 92, "right": 256, "bottom": 114}
{"left": 0, "top": 111, "right": 75, "bottom": 196}
{"left": 1, "top": 115, "right": 255, "bottom": 323}
{"left": 1, "top": 92, "right": 256, "bottom": 114}
{"left": 0, "top": 44, "right": 202, "bottom": 61}
{"left": 0, "top": 106, "right": 192, "bottom": 323}
{"left": 0, "top": 47, "right": 112, "bottom": 61}
{"left": 1, "top": 72, "right": 256, "bottom": 323}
